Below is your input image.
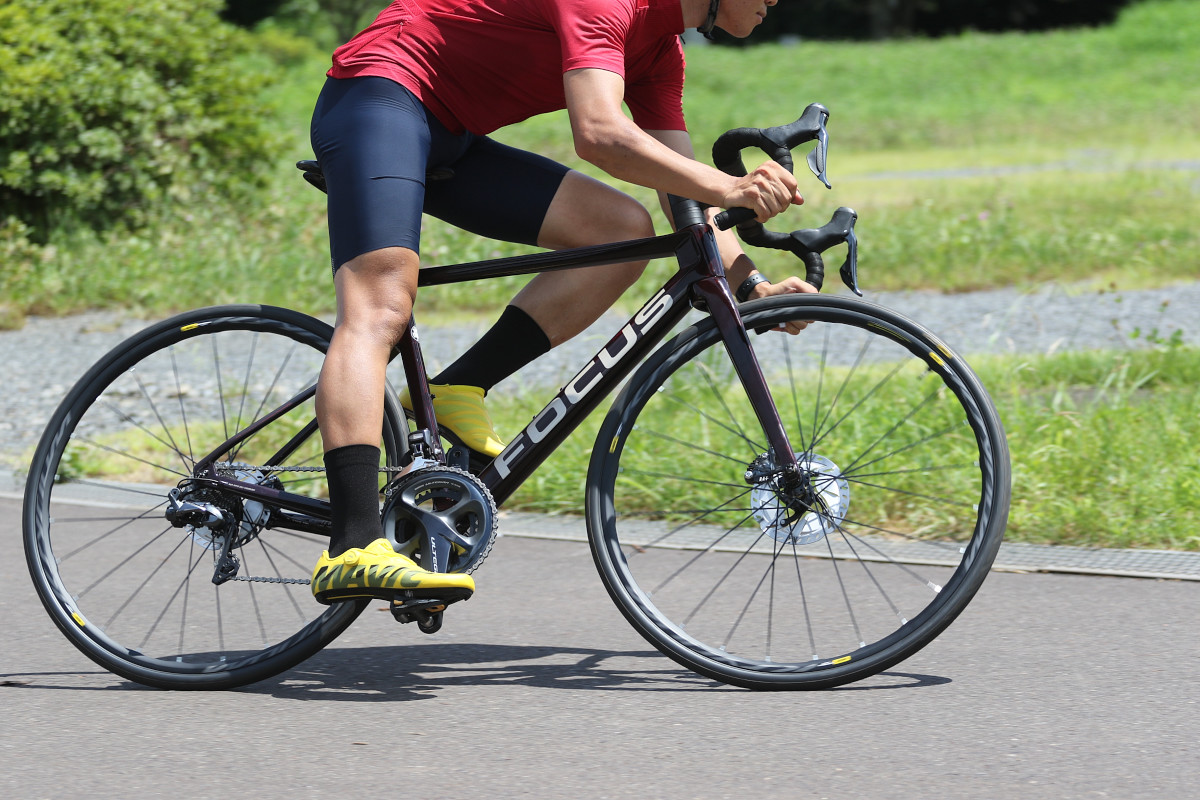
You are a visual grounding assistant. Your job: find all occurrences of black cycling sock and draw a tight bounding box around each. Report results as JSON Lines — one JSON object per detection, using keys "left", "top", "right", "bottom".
{"left": 324, "top": 444, "right": 384, "bottom": 558}
{"left": 431, "top": 304, "right": 552, "bottom": 392}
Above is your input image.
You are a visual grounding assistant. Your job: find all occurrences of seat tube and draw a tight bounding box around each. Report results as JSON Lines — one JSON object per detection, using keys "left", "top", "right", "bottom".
{"left": 393, "top": 317, "right": 443, "bottom": 460}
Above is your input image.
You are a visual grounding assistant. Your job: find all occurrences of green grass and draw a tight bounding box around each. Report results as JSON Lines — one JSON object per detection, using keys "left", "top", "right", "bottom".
{"left": 488, "top": 342, "right": 1200, "bottom": 552}
{"left": 3, "top": 0, "right": 1198, "bottom": 318}
{"left": 987, "top": 345, "right": 1200, "bottom": 550}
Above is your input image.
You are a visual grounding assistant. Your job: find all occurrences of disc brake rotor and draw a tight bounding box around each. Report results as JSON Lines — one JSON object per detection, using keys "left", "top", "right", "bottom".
{"left": 751, "top": 454, "right": 850, "bottom": 545}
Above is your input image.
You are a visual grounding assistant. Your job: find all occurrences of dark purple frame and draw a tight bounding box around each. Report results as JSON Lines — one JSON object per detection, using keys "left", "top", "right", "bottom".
{"left": 193, "top": 212, "right": 797, "bottom": 528}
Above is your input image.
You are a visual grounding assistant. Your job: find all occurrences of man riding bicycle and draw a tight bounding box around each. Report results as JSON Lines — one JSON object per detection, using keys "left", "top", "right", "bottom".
{"left": 308, "top": 0, "right": 817, "bottom": 604}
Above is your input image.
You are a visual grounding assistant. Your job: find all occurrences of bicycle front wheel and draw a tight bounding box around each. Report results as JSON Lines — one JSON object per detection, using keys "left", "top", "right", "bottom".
{"left": 23, "top": 305, "right": 408, "bottom": 689}
{"left": 587, "top": 294, "right": 1010, "bottom": 690}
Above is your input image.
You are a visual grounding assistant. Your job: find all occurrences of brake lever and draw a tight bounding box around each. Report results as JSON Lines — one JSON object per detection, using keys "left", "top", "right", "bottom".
{"left": 791, "top": 207, "right": 861, "bottom": 296}
{"left": 807, "top": 121, "right": 831, "bottom": 189}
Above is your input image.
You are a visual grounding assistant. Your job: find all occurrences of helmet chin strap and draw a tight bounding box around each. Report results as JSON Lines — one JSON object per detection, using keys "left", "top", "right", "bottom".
{"left": 697, "top": 0, "right": 721, "bottom": 40}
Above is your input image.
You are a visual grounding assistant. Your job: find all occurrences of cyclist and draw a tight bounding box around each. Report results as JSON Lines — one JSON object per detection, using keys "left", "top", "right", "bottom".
{"left": 308, "top": 0, "right": 818, "bottom": 603}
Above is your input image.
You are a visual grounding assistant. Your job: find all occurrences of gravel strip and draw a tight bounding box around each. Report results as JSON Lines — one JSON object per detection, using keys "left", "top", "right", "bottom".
{"left": 3, "top": 281, "right": 1196, "bottom": 466}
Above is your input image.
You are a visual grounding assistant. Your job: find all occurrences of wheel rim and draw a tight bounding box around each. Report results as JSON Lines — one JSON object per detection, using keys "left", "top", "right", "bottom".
{"left": 591, "top": 297, "right": 1008, "bottom": 684}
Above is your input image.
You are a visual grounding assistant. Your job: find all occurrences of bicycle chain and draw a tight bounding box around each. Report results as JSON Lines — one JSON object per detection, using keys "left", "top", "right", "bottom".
{"left": 210, "top": 462, "right": 406, "bottom": 585}
{"left": 228, "top": 575, "right": 311, "bottom": 585}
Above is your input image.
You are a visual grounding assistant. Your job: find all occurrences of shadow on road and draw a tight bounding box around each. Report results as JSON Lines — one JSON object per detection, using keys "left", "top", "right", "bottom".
{"left": 1, "top": 643, "right": 951, "bottom": 697}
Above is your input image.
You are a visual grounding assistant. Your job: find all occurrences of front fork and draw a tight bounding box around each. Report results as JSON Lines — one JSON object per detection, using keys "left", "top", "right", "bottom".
{"left": 690, "top": 233, "right": 801, "bottom": 483}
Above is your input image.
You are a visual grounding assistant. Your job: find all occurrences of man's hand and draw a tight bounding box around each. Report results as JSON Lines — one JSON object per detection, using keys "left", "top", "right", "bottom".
{"left": 721, "top": 161, "right": 804, "bottom": 223}
{"left": 748, "top": 274, "right": 818, "bottom": 334}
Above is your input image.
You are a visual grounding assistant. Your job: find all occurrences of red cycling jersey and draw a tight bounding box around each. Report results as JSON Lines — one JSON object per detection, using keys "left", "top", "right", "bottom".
{"left": 328, "top": 0, "right": 687, "bottom": 136}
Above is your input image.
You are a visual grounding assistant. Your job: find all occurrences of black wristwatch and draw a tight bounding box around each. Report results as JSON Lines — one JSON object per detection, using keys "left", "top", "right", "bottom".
{"left": 735, "top": 272, "right": 771, "bottom": 303}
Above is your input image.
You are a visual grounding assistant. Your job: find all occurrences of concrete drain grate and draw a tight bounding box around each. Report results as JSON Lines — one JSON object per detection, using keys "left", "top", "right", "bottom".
{"left": 991, "top": 541, "right": 1200, "bottom": 581}
{"left": 499, "top": 512, "right": 1200, "bottom": 582}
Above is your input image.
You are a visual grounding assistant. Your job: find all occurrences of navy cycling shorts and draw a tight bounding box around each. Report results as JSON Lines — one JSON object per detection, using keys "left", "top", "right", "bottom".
{"left": 310, "top": 76, "right": 570, "bottom": 272}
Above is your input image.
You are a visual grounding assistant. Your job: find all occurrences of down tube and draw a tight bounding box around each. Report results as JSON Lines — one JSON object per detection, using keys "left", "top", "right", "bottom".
{"left": 479, "top": 273, "right": 697, "bottom": 506}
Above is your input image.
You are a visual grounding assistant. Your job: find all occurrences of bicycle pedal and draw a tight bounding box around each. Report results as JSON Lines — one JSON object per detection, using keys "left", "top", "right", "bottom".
{"left": 389, "top": 593, "right": 463, "bottom": 633}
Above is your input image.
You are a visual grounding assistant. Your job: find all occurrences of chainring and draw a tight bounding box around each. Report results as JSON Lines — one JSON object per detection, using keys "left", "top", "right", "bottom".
{"left": 381, "top": 465, "right": 498, "bottom": 574}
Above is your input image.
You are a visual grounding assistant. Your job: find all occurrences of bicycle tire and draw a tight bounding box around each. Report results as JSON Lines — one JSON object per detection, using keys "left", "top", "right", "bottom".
{"left": 23, "top": 305, "right": 408, "bottom": 689}
{"left": 586, "top": 294, "right": 1010, "bottom": 690}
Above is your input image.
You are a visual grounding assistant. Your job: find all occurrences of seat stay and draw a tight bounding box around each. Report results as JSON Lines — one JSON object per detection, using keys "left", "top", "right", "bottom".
{"left": 193, "top": 383, "right": 318, "bottom": 473}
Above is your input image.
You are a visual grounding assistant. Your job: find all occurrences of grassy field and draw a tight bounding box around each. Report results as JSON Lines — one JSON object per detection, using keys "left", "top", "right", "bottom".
{"left": 6, "top": 0, "right": 1198, "bottom": 549}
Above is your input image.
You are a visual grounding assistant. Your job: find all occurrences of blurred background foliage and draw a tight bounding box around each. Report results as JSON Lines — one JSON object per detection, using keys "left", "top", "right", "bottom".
{"left": 715, "top": 0, "right": 1134, "bottom": 43}
{"left": 222, "top": 0, "right": 1140, "bottom": 42}
{"left": 0, "top": 0, "right": 276, "bottom": 243}
{"left": 0, "top": 0, "right": 1183, "bottom": 303}
{"left": 2, "top": 0, "right": 1197, "bottom": 546}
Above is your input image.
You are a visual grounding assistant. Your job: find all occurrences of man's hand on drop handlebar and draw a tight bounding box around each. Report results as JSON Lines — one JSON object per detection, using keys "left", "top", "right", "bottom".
{"left": 728, "top": 253, "right": 818, "bottom": 334}
{"left": 721, "top": 161, "right": 804, "bottom": 223}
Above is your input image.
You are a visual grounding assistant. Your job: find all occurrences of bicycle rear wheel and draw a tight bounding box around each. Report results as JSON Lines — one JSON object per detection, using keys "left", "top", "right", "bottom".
{"left": 23, "top": 305, "right": 407, "bottom": 689}
{"left": 587, "top": 294, "right": 1010, "bottom": 689}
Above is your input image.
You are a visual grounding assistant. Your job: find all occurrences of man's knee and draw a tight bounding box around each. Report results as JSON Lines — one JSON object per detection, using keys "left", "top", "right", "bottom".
{"left": 335, "top": 247, "right": 420, "bottom": 346}
{"left": 605, "top": 196, "right": 656, "bottom": 243}
{"left": 540, "top": 173, "right": 655, "bottom": 251}
{"left": 584, "top": 198, "right": 652, "bottom": 288}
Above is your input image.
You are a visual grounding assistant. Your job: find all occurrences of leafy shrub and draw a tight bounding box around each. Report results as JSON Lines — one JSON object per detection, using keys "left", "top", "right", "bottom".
{"left": 250, "top": 24, "right": 326, "bottom": 67}
{"left": 0, "top": 0, "right": 279, "bottom": 242}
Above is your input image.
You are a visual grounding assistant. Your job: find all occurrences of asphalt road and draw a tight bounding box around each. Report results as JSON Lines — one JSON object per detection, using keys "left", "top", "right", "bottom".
{"left": 2, "top": 494, "right": 1197, "bottom": 799}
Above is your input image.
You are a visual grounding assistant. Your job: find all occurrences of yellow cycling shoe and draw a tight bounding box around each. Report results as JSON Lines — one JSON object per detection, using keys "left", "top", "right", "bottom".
{"left": 399, "top": 383, "right": 505, "bottom": 458}
{"left": 311, "top": 539, "right": 475, "bottom": 605}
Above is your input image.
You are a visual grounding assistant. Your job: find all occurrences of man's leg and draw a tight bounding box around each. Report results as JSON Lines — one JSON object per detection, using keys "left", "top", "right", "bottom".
{"left": 432, "top": 170, "right": 655, "bottom": 390}
{"left": 316, "top": 246, "right": 418, "bottom": 558}
{"left": 517, "top": 170, "right": 656, "bottom": 346}
{"left": 307, "top": 75, "right": 478, "bottom": 603}
{"left": 310, "top": 244, "right": 476, "bottom": 603}
{"left": 419, "top": 171, "right": 655, "bottom": 460}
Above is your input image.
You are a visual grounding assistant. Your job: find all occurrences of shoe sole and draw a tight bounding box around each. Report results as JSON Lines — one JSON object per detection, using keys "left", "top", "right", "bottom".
{"left": 314, "top": 585, "right": 474, "bottom": 605}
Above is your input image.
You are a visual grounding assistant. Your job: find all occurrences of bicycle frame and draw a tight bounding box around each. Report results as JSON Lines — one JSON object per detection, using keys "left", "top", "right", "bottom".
{"left": 194, "top": 212, "right": 799, "bottom": 526}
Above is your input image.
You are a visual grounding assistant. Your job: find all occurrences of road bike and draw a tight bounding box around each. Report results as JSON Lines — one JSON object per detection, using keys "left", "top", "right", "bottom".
{"left": 23, "top": 104, "right": 1011, "bottom": 690}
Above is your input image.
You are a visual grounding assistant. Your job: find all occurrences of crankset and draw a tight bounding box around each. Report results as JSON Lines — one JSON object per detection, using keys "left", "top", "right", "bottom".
{"left": 382, "top": 465, "right": 498, "bottom": 575}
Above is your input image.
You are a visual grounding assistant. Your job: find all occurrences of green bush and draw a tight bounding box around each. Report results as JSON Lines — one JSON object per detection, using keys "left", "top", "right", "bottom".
{"left": 0, "top": 0, "right": 279, "bottom": 242}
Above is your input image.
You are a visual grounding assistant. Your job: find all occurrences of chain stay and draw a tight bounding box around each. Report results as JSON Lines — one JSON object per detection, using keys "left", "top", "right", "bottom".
{"left": 214, "top": 462, "right": 410, "bottom": 474}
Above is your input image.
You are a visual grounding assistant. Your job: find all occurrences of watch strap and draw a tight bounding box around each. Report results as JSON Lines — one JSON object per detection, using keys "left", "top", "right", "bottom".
{"left": 735, "top": 272, "right": 771, "bottom": 303}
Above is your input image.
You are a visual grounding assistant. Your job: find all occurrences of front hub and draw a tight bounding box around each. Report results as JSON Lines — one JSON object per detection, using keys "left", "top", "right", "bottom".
{"left": 748, "top": 453, "right": 850, "bottom": 545}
